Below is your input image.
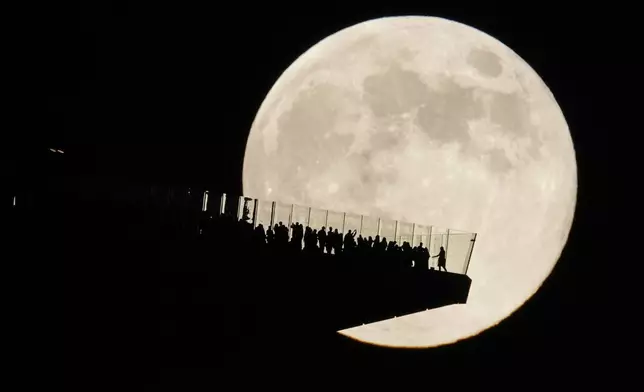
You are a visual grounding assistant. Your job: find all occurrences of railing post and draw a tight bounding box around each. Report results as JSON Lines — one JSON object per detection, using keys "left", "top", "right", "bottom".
{"left": 237, "top": 196, "right": 246, "bottom": 220}
{"left": 270, "top": 201, "right": 277, "bottom": 227}
{"left": 202, "top": 190, "right": 209, "bottom": 212}
{"left": 359, "top": 215, "right": 363, "bottom": 235}
{"left": 341, "top": 212, "right": 346, "bottom": 233}
{"left": 219, "top": 193, "right": 226, "bottom": 216}
{"left": 307, "top": 207, "right": 312, "bottom": 227}
{"left": 428, "top": 225, "right": 433, "bottom": 267}
{"left": 377, "top": 218, "right": 381, "bottom": 236}
{"left": 464, "top": 233, "right": 477, "bottom": 275}
{"left": 411, "top": 223, "right": 416, "bottom": 246}
{"left": 252, "top": 199, "right": 259, "bottom": 228}
{"left": 287, "top": 204, "right": 294, "bottom": 237}
{"left": 393, "top": 220, "right": 399, "bottom": 243}
{"left": 324, "top": 210, "right": 329, "bottom": 228}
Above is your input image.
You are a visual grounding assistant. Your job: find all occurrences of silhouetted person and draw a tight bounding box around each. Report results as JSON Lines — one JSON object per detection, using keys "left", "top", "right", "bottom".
{"left": 343, "top": 229, "right": 357, "bottom": 252}
{"left": 296, "top": 223, "right": 304, "bottom": 249}
{"left": 266, "top": 225, "right": 274, "bottom": 246}
{"left": 387, "top": 240, "right": 396, "bottom": 252}
{"left": 433, "top": 246, "right": 447, "bottom": 271}
{"left": 378, "top": 237, "right": 387, "bottom": 252}
{"left": 254, "top": 223, "right": 266, "bottom": 247}
{"left": 414, "top": 242, "right": 428, "bottom": 270}
{"left": 333, "top": 229, "right": 342, "bottom": 255}
{"left": 318, "top": 226, "right": 327, "bottom": 253}
{"left": 290, "top": 222, "right": 302, "bottom": 251}
{"left": 304, "top": 226, "right": 319, "bottom": 252}
{"left": 275, "top": 222, "right": 288, "bottom": 247}
{"left": 401, "top": 241, "right": 413, "bottom": 268}
{"left": 325, "top": 227, "right": 334, "bottom": 254}
{"left": 304, "top": 226, "right": 312, "bottom": 251}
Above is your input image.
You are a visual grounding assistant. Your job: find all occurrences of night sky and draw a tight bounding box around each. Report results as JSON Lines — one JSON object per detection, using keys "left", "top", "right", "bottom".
{"left": 22, "top": 1, "right": 631, "bottom": 381}
{"left": 31, "top": 3, "right": 615, "bottom": 191}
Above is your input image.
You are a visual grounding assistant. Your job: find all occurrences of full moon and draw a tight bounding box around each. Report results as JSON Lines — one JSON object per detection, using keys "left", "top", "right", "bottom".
{"left": 242, "top": 16, "right": 577, "bottom": 347}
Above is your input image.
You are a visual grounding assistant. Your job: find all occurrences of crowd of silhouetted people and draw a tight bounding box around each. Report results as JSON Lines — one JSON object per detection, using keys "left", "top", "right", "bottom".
{"left": 200, "top": 210, "right": 448, "bottom": 273}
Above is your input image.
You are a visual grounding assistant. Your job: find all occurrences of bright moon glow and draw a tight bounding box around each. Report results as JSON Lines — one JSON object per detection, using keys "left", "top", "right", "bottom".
{"left": 242, "top": 16, "right": 577, "bottom": 347}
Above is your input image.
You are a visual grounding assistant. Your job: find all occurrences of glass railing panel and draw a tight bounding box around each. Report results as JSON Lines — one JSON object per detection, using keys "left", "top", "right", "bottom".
{"left": 412, "top": 224, "right": 430, "bottom": 247}
{"left": 359, "top": 215, "right": 379, "bottom": 240}
{"left": 325, "top": 210, "right": 345, "bottom": 235}
{"left": 254, "top": 199, "right": 273, "bottom": 228}
{"left": 446, "top": 232, "right": 475, "bottom": 275}
{"left": 201, "top": 191, "right": 210, "bottom": 212}
{"left": 396, "top": 220, "right": 414, "bottom": 246}
{"left": 429, "top": 226, "right": 448, "bottom": 269}
{"left": 378, "top": 218, "right": 396, "bottom": 244}
{"left": 216, "top": 193, "right": 227, "bottom": 215}
{"left": 343, "top": 212, "right": 362, "bottom": 234}
{"left": 234, "top": 196, "right": 243, "bottom": 220}
{"left": 246, "top": 198, "right": 258, "bottom": 226}
{"left": 213, "top": 193, "right": 477, "bottom": 274}
{"left": 308, "top": 206, "right": 327, "bottom": 230}
{"left": 272, "top": 201, "right": 292, "bottom": 228}
{"left": 221, "top": 193, "right": 239, "bottom": 217}
{"left": 291, "top": 204, "right": 311, "bottom": 228}
{"left": 238, "top": 196, "right": 254, "bottom": 222}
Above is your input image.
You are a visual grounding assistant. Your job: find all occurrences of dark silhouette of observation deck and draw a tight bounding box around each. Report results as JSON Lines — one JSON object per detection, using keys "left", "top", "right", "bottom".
{"left": 14, "top": 177, "right": 477, "bottom": 369}
{"left": 186, "top": 192, "right": 477, "bottom": 331}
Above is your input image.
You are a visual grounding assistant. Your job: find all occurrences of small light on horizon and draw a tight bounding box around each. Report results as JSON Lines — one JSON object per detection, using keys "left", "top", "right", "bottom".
{"left": 13, "top": 196, "right": 16, "bottom": 206}
{"left": 57, "top": 149, "right": 64, "bottom": 154}
{"left": 49, "top": 148, "right": 56, "bottom": 153}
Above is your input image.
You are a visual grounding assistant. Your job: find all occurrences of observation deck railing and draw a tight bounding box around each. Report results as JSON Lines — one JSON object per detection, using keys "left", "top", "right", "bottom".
{"left": 202, "top": 191, "right": 477, "bottom": 275}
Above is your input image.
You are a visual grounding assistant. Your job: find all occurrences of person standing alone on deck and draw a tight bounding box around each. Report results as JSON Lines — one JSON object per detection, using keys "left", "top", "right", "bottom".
{"left": 433, "top": 246, "right": 447, "bottom": 272}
